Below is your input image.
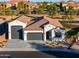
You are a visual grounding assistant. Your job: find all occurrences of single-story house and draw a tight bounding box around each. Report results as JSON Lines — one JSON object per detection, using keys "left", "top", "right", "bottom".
{"left": 0, "top": 19, "right": 8, "bottom": 35}
{"left": 0, "top": 19, "right": 8, "bottom": 39}
{"left": 8, "top": 15, "right": 65, "bottom": 42}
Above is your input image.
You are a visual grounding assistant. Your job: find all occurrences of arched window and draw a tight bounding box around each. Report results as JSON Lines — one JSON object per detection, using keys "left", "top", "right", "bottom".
{"left": 5, "top": 5, "right": 6, "bottom": 7}
{"left": 55, "top": 31, "right": 62, "bottom": 38}
{"left": 27, "top": 5, "right": 29, "bottom": 7}
{"left": 1, "top": 4, "right": 3, "bottom": 7}
{"left": 54, "top": 28, "right": 62, "bottom": 38}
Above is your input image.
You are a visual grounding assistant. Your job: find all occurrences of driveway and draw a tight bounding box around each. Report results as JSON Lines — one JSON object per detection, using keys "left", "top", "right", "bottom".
{"left": 1, "top": 40, "right": 79, "bottom": 58}
{"left": 2, "top": 40, "right": 38, "bottom": 51}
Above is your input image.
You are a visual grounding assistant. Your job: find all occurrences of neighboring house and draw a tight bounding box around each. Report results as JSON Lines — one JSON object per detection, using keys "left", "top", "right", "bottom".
{"left": 61, "top": 1, "right": 79, "bottom": 9}
{"left": 8, "top": 15, "right": 65, "bottom": 42}
{"left": 0, "top": 0, "right": 40, "bottom": 11}
{"left": 0, "top": 19, "right": 8, "bottom": 39}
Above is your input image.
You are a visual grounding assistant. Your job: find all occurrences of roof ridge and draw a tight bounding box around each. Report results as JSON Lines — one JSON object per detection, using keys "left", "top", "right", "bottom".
{"left": 44, "top": 16, "right": 63, "bottom": 28}
{"left": 16, "top": 15, "right": 31, "bottom": 23}
{"left": 9, "top": 15, "right": 31, "bottom": 23}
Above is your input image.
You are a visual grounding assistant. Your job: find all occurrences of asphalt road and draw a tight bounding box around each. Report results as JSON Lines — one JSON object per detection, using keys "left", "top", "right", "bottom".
{"left": 0, "top": 51, "right": 56, "bottom": 58}
{"left": 1, "top": 40, "right": 79, "bottom": 58}
{"left": 0, "top": 50, "right": 79, "bottom": 58}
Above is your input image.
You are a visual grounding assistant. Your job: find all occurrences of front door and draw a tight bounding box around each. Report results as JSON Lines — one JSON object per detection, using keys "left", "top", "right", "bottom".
{"left": 46, "top": 31, "right": 51, "bottom": 40}
{"left": 11, "top": 26, "right": 23, "bottom": 40}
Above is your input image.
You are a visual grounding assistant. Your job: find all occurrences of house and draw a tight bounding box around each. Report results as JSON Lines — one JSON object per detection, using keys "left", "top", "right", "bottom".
{"left": 0, "top": 0, "right": 40, "bottom": 11}
{"left": 0, "top": 18, "right": 8, "bottom": 39}
{"left": 8, "top": 15, "right": 65, "bottom": 42}
{"left": 0, "top": 2, "right": 18, "bottom": 9}
{"left": 61, "top": 1, "right": 79, "bottom": 9}
{"left": 0, "top": 19, "right": 8, "bottom": 35}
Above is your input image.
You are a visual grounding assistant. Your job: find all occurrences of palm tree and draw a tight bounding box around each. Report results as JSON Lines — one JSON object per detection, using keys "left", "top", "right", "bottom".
{"left": 59, "top": 2, "right": 67, "bottom": 15}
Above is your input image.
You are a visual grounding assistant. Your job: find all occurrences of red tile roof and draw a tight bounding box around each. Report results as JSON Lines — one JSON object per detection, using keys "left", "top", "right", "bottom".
{"left": 24, "top": 16, "right": 63, "bottom": 31}
{"left": 10, "top": 0, "right": 25, "bottom": 2}
{"left": 25, "top": 18, "right": 48, "bottom": 30}
{"left": 44, "top": 17, "right": 63, "bottom": 28}
{"left": 62, "top": 2, "right": 79, "bottom": 7}
{"left": 12, "top": 15, "right": 63, "bottom": 31}
{"left": 16, "top": 15, "right": 31, "bottom": 23}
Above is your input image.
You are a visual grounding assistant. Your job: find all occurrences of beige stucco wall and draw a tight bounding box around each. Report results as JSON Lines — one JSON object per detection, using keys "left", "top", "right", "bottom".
{"left": 8, "top": 20, "right": 26, "bottom": 40}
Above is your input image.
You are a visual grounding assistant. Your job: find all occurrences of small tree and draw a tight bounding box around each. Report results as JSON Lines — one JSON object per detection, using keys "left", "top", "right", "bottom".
{"left": 26, "top": 7, "right": 31, "bottom": 14}
{"left": 47, "top": 3, "right": 60, "bottom": 17}
{"left": 66, "top": 28, "right": 79, "bottom": 49}
{"left": 17, "top": 1, "right": 26, "bottom": 14}
{"left": 66, "top": 6, "right": 77, "bottom": 20}
{"left": 41, "top": 2, "right": 48, "bottom": 9}
{"left": 35, "top": 7, "right": 44, "bottom": 14}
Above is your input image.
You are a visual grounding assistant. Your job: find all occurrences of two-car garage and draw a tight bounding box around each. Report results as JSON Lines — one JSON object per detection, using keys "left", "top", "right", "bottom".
{"left": 10, "top": 26, "right": 44, "bottom": 41}
{"left": 11, "top": 26, "right": 43, "bottom": 41}
{"left": 8, "top": 15, "right": 44, "bottom": 41}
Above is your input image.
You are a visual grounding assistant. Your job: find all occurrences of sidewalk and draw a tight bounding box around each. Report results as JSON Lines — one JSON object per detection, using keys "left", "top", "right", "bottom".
{"left": 0, "top": 48, "right": 38, "bottom": 51}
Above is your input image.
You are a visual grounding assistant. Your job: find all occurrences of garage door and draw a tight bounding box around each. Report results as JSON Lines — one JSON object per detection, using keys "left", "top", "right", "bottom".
{"left": 11, "top": 26, "right": 23, "bottom": 40}
{"left": 27, "top": 33, "right": 43, "bottom": 40}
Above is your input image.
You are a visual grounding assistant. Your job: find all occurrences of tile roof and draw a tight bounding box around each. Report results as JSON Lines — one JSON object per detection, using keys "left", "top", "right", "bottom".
{"left": 16, "top": 15, "right": 31, "bottom": 23}
{"left": 10, "top": 0, "right": 25, "bottom": 2}
{"left": 44, "top": 17, "right": 63, "bottom": 28}
{"left": 24, "top": 16, "right": 63, "bottom": 31}
{"left": 10, "top": 15, "right": 63, "bottom": 31}
{"left": 25, "top": 18, "right": 48, "bottom": 31}
{"left": 62, "top": 2, "right": 79, "bottom": 7}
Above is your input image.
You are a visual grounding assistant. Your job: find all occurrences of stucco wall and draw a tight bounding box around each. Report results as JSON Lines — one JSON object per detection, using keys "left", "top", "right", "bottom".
{"left": 51, "top": 28, "right": 65, "bottom": 41}
{"left": 8, "top": 20, "right": 26, "bottom": 39}
{"left": 44, "top": 24, "right": 55, "bottom": 32}
{"left": 44, "top": 24, "right": 56, "bottom": 41}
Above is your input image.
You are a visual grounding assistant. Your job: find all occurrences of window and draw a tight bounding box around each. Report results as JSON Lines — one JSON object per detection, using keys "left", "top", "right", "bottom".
{"left": 1, "top": 4, "right": 3, "bottom": 7}
{"left": 27, "top": 5, "right": 29, "bottom": 7}
{"left": 5, "top": 5, "right": 6, "bottom": 7}
{"left": 46, "top": 31, "right": 51, "bottom": 40}
{"left": 55, "top": 31, "right": 62, "bottom": 38}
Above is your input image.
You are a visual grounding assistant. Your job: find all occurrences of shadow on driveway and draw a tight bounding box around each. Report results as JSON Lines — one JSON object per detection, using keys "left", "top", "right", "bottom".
{"left": 30, "top": 43, "right": 79, "bottom": 58}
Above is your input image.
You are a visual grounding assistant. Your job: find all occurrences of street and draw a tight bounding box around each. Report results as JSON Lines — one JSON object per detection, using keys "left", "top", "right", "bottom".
{"left": 0, "top": 51, "right": 55, "bottom": 58}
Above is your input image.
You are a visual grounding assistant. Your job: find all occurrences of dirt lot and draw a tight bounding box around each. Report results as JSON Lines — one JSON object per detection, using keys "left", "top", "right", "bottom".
{"left": 0, "top": 15, "right": 18, "bottom": 21}
{"left": 0, "top": 34, "right": 7, "bottom": 42}
{"left": 0, "top": 34, "right": 7, "bottom": 48}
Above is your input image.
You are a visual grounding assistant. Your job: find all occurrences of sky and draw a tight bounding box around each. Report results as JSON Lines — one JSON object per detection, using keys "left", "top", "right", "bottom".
{"left": 0, "top": 0, "right": 79, "bottom": 2}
